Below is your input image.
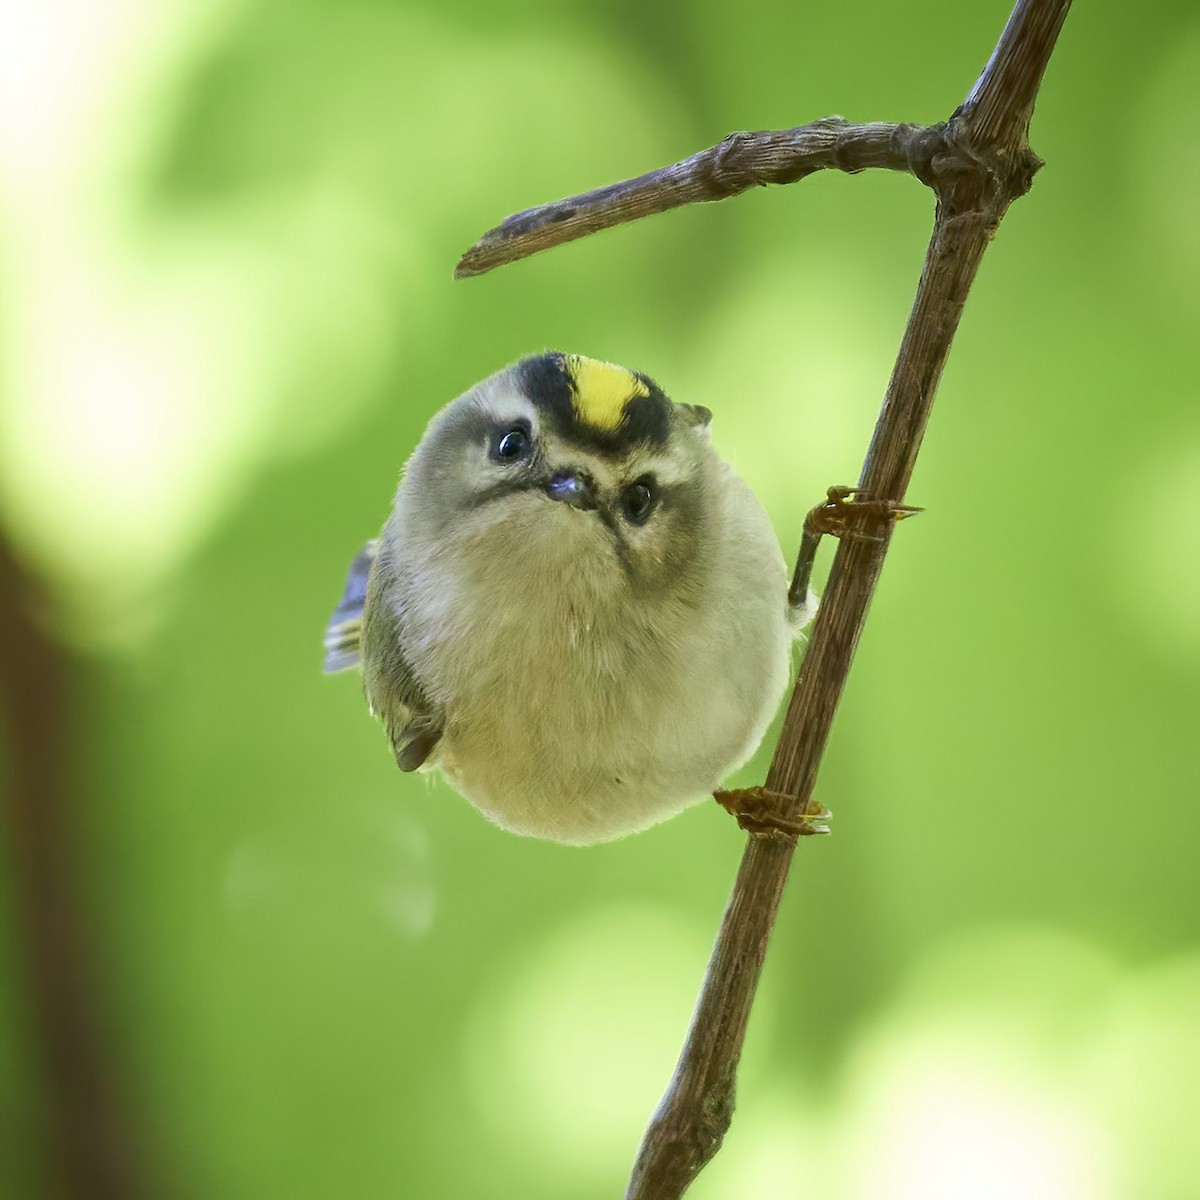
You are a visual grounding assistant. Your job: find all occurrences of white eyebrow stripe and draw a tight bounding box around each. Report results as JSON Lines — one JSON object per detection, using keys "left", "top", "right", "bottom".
{"left": 622, "top": 454, "right": 692, "bottom": 488}
{"left": 477, "top": 393, "right": 538, "bottom": 427}
{"left": 653, "top": 466, "right": 691, "bottom": 487}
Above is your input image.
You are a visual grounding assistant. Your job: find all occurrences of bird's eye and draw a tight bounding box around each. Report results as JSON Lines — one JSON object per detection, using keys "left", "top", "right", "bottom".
{"left": 620, "top": 476, "right": 657, "bottom": 525}
{"left": 490, "top": 425, "right": 531, "bottom": 464}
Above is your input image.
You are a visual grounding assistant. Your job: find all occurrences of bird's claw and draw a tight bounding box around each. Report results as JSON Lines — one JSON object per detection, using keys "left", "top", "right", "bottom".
{"left": 804, "top": 485, "right": 923, "bottom": 543}
{"left": 714, "top": 787, "right": 832, "bottom": 841}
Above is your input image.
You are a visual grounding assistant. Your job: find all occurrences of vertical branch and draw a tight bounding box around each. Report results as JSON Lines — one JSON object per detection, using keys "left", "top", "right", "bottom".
{"left": 962, "top": 0, "right": 1073, "bottom": 147}
{"left": 625, "top": 193, "right": 999, "bottom": 1200}
{"left": 624, "top": 2, "right": 1071, "bottom": 1196}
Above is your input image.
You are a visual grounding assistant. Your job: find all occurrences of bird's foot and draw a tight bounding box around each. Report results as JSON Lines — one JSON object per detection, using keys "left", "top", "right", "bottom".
{"left": 788, "top": 486, "right": 923, "bottom": 607}
{"left": 806, "top": 485, "right": 923, "bottom": 542}
{"left": 714, "top": 787, "right": 831, "bottom": 840}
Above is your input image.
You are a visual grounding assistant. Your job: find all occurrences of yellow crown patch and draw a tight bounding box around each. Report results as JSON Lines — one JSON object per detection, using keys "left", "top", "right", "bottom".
{"left": 564, "top": 355, "right": 649, "bottom": 432}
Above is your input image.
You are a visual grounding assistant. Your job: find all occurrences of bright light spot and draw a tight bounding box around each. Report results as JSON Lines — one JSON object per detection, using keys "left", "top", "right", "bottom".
{"left": 844, "top": 1053, "right": 1114, "bottom": 1200}
{"left": 0, "top": 0, "right": 135, "bottom": 192}
{"left": 1085, "top": 955, "right": 1200, "bottom": 1199}
{"left": 0, "top": 0, "right": 265, "bottom": 645}
{"left": 836, "top": 931, "right": 1121, "bottom": 1200}
{"left": 0, "top": 0, "right": 680, "bottom": 648}
{"left": 710, "top": 934, "right": 1200, "bottom": 1200}
{"left": 0, "top": 0, "right": 409, "bottom": 646}
{"left": 463, "top": 903, "right": 709, "bottom": 1178}
{"left": 0, "top": 250, "right": 275, "bottom": 645}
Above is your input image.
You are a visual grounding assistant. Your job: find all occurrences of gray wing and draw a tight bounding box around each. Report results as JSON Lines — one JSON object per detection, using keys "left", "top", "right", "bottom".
{"left": 324, "top": 539, "right": 444, "bottom": 771}
{"left": 323, "top": 540, "right": 378, "bottom": 672}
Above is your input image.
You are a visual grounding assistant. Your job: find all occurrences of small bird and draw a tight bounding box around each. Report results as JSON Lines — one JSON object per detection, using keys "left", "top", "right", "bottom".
{"left": 324, "top": 352, "right": 817, "bottom": 845}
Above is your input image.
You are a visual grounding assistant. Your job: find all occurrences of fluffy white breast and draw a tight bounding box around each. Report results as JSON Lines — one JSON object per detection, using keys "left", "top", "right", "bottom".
{"left": 387, "top": 461, "right": 797, "bottom": 844}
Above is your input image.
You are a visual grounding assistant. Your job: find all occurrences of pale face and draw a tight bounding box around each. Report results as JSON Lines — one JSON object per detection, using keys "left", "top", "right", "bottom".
{"left": 403, "top": 363, "right": 716, "bottom": 604}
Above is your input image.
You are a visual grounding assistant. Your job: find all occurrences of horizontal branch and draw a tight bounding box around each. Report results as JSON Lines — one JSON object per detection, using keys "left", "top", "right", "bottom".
{"left": 454, "top": 118, "right": 943, "bottom": 278}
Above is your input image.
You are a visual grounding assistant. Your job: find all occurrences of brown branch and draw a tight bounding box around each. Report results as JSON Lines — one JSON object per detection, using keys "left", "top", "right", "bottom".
{"left": 626, "top": 4, "right": 1071, "bottom": 1198}
{"left": 457, "top": 1, "right": 1071, "bottom": 1197}
{"left": 454, "top": 119, "right": 944, "bottom": 278}
{"left": 0, "top": 532, "right": 146, "bottom": 1200}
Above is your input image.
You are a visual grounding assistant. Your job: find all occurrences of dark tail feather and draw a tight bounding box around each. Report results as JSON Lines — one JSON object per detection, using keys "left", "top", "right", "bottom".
{"left": 322, "top": 540, "right": 378, "bottom": 673}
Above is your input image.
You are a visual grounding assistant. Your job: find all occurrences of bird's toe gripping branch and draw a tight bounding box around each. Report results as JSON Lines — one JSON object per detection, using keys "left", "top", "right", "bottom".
{"left": 788, "top": 485, "right": 924, "bottom": 608}
{"left": 724, "top": 486, "right": 921, "bottom": 839}
{"left": 714, "top": 788, "right": 832, "bottom": 840}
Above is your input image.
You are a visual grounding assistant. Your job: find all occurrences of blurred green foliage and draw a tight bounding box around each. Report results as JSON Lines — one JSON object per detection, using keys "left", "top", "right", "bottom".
{"left": 1, "top": 0, "right": 1199, "bottom": 1197}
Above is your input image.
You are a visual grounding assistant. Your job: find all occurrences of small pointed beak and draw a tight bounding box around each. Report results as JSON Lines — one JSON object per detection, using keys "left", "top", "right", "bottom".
{"left": 545, "top": 468, "right": 599, "bottom": 511}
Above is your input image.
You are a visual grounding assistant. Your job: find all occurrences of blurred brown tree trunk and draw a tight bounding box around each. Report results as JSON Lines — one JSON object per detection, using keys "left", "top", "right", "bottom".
{"left": 0, "top": 532, "right": 145, "bottom": 1200}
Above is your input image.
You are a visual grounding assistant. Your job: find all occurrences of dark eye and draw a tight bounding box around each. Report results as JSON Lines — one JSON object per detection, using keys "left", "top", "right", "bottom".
{"left": 620, "top": 477, "right": 657, "bottom": 525}
{"left": 490, "top": 425, "right": 531, "bottom": 463}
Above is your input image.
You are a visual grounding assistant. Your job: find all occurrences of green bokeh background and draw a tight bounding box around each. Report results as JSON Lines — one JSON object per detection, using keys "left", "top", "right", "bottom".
{"left": 2, "top": 0, "right": 1198, "bottom": 1197}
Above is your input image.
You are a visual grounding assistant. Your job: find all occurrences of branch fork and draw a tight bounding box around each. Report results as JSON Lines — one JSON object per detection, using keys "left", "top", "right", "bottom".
{"left": 457, "top": 3, "right": 1072, "bottom": 1197}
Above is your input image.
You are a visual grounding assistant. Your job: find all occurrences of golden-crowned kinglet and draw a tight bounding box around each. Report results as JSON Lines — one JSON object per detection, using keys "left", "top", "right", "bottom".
{"left": 324, "top": 352, "right": 816, "bottom": 845}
